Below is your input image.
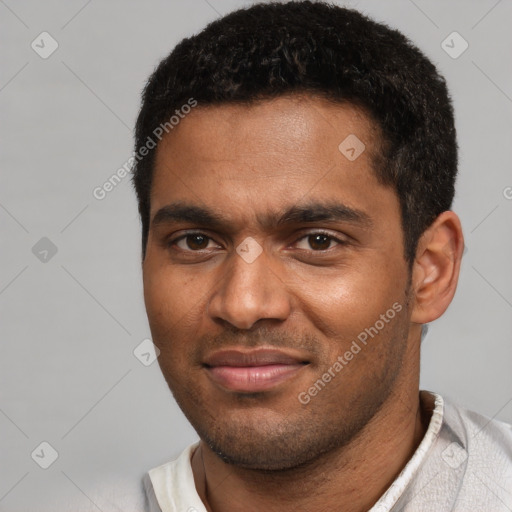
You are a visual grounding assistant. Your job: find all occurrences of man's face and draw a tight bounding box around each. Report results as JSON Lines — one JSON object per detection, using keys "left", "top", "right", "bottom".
{"left": 143, "top": 95, "right": 413, "bottom": 470}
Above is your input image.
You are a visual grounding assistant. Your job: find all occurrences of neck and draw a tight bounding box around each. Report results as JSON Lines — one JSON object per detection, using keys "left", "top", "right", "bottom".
{"left": 191, "top": 350, "right": 431, "bottom": 512}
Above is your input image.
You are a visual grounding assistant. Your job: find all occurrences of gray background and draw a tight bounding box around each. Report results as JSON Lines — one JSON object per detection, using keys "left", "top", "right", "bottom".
{"left": 1, "top": 0, "right": 511, "bottom": 510}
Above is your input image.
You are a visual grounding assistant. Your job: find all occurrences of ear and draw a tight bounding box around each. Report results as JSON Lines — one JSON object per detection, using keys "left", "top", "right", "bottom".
{"left": 410, "top": 211, "right": 464, "bottom": 324}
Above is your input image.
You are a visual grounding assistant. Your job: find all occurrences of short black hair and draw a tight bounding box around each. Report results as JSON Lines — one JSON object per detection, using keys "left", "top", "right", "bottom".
{"left": 132, "top": 0, "right": 457, "bottom": 266}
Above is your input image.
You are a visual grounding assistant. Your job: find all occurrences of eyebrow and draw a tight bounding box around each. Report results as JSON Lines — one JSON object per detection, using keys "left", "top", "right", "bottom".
{"left": 151, "top": 200, "right": 373, "bottom": 231}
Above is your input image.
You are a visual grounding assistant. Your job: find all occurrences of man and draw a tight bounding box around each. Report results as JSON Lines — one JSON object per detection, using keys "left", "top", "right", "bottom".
{"left": 131, "top": 1, "right": 512, "bottom": 510}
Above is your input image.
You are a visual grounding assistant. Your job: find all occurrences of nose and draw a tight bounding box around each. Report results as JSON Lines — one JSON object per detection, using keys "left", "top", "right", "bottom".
{"left": 207, "top": 246, "right": 292, "bottom": 330}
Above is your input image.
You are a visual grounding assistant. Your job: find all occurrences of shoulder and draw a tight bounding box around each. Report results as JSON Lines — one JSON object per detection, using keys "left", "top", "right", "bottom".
{"left": 143, "top": 471, "right": 163, "bottom": 512}
{"left": 443, "top": 395, "right": 512, "bottom": 455}
{"left": 441, "top": 394, "right": 512, "bottom": 509}
{"left": 143, "top": 442, "right": 205, "bottom": 512}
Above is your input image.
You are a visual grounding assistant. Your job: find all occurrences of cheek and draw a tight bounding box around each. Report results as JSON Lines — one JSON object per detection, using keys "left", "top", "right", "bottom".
{"left": 143, "top": 267, "right": 188, "bottom": 358}
{"left": 291, "top": 256, "right": 405, "bottom": 339}
{"left": 143, "top": 261, "right": 216, "bottom": 369}
{"left": 296, "top": 269, "right": 409, "bottom": 390}
{"left": 143, "top": 279, "right": 194, "bottom": 388}
{"left": 143, "top": 259, "right": 201, "bottom": 324}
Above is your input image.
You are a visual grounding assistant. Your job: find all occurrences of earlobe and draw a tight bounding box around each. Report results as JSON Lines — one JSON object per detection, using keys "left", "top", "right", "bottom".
{"left": 410, "top": 211, "right": 464, "bottom": 324}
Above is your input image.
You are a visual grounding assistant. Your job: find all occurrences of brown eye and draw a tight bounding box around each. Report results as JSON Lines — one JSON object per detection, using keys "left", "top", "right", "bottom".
{"left": 294, "top": 232, "right": 345, "bottom": 252}
{"left": 183, "top": 234, "right": 210, "bottom": 250}
{"left": 169, "top": 233, "right": 214, "bottom": 251}
{"left": 307, "top": 234, "right": 332, "bottom": 250}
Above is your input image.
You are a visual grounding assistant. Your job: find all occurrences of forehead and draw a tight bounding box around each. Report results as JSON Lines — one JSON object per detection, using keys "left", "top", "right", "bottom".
{"left": 149, "top": 95, "right": 394, "bottom": 230}
{"left": 154, "top": 94, "right": 380, "bottom": 166}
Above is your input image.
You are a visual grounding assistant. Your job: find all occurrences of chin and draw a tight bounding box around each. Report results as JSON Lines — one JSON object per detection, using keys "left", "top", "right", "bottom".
{"left": 193, "top": 411, "right": 358, "bottom": 472}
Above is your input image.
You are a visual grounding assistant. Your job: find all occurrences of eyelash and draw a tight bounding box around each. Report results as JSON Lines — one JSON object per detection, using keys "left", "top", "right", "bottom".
{"left": 166, "top": 231, "right": 347, "bottom": 253}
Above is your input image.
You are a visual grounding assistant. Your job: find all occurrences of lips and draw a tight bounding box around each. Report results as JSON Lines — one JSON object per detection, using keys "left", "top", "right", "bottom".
{"left": 203, "top": 348, "right": 309, "bottom": 392}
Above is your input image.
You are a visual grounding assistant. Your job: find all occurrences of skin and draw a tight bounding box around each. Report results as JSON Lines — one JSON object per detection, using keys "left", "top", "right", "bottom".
{"left": 142, "top": 94, "right": 464, "bottom": 512}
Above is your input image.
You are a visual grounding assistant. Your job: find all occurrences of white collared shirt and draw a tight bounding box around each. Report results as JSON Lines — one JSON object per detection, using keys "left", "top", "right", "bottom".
{"left": 144, "top": 391, "right": 512, "bottom": 511}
